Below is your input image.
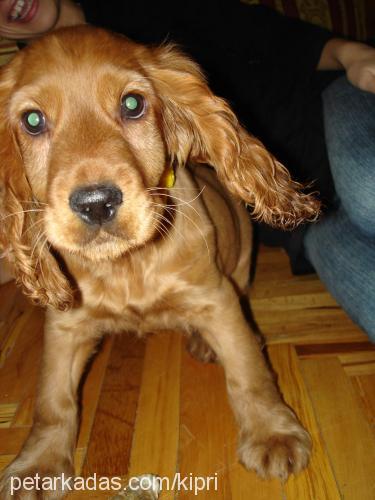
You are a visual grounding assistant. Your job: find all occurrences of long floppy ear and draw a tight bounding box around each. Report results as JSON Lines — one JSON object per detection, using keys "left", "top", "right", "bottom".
{"left": 146, "top": 45, "right": 320, "bottom": 228}
{"left": 0, "top": 60, "right": 73, "bottom": 311}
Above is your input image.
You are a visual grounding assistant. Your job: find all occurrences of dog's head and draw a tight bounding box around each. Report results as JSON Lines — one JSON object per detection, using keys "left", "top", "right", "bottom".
{"left": 0, "top": 26, "right": 320, "bottom": 309}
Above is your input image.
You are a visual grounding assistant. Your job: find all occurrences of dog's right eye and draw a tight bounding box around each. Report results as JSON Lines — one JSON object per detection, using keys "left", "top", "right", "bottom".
{"left": 21, "top": 110, "right": 47, "bottom": 136}
{"left": 120, "top": 93, "right": 146, "bottom": 120}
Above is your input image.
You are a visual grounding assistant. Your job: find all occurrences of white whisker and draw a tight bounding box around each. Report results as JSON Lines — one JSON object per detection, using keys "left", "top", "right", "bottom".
{"left": 150, "top": 201, "right": 210, "bottom": 260}
{"left": 146, "top": 187, "right": 198, "bottom": 192}
{"left": 152, "top": 219, "right": 169, "bottom": 243}
{"left": 151, "top": 211, "right": 174, "bottom": 244}
{"left": 148, "top": 186, "right": 205, "bottom": 212}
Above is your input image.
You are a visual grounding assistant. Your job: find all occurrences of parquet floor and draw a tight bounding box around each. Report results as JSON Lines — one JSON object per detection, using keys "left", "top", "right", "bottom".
{"left": 0, "top": 245, "right": 374, "bottom": 499}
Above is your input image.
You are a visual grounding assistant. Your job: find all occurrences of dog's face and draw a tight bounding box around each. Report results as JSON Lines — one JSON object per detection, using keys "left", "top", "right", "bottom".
{"left": 4, "top": 30, "right": 171, "bottom": 262}
{"left": 0, "top": 26, "right": 320, "bottom": 309}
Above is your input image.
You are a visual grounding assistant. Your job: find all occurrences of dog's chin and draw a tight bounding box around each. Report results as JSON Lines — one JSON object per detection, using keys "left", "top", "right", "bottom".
{"left": 50, "top": 228, "right": 154, "bottom": 263}
{"left": 44, "top": 204, "right": 167, "bottom": 262}
{"left": 73, "top": 237, "right": 136, "bottom": 262}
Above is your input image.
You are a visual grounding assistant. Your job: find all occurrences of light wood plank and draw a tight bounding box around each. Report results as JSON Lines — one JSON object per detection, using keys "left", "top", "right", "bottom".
{"left": 0, "top": 307, "right": 44, "bottom": 406}
{"left": 252, "top": 246, "right": 367, "bottom": 346}
{"left": 0, "top": 454, "right": 14, "bottom": 471}
{"left": 128, "top": 331, "right": 181, "bottom": 499}
{"left": 0, "top": 403, "right": 18, "bottom": 428}
{"left": 252, "top": 292, "right": 338, "bottom": 312}
{"left": 352, "top": 374, "right": 375, "bottom": 435}
{"left": 252, "top": 277, "right": 329, "bottom": 300}
{"left": 179, "top": 346, "right": 236, "bottom": 499}
{"left": 343, "top": 361, "right": 375, "bottom": 376}
{"left": 82, "top": 333, "right": 144, "bottom": 478}
{"left": 296, "top": 342, "right": 374, "bottom": 357}
{"left": 74, "top": 447, "right": 87, "bottom": 476}
{"left": 0, "top": 305, "right": 38, "bottom": 369}
{"left": 1, "top": 244, "right": 374, "bottom": 498}
{"left": 296, "top": 342, "right": 375, "bottom": 376}
{"left": 255, "top": 306, "right": 366, "bottom": 344}
{"left": 179, "top": 341, "right": 282, "bottom": 499}
{"left": 0, "top": 427, "right": 29, "bottom": 456}
{"left": 77, "top": 335, "right": 114, "bottom": 451}
{"left": 301, "top": 357, "right": 375, "bottom": 499}
{"left": 267, "top": 344, "right": 340, "bottom": 499}
{"left": 12, "top": 394, "right": 35, "bottom": 427}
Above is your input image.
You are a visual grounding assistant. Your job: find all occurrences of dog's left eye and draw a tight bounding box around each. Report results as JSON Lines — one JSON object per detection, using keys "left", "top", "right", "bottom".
{"left": 121, "top": 93, "right": 146, "bottom": 120}
{"left": 21, "top": 110, "right": 47, "bottom": 136}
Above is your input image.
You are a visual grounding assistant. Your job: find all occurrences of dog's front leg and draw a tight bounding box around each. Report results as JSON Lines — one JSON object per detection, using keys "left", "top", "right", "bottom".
{"left": 0, "top": 309, "right": 100, "bottom": 499}
{"left": 191, "top": 279, "right": 311, "bottom": 481}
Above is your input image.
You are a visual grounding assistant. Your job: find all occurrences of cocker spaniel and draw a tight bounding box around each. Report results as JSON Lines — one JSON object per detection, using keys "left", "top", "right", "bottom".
{"left": 0, "top": 26, "right": 318, "bottom": 498}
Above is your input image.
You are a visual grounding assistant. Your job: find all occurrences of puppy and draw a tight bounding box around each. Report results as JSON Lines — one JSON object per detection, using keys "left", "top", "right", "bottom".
{"left": 0, "top": 26, "right": 318, "bottom": 498}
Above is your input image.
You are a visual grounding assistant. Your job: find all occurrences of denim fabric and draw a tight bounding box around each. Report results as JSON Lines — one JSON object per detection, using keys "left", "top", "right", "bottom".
{"left": 304, "top": 77, "right": 375, "bottom": 341}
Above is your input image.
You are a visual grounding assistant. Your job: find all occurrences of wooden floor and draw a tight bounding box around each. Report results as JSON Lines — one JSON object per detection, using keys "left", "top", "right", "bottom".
{"left": 0, "top": 245, "right": 374, "bottom": 499}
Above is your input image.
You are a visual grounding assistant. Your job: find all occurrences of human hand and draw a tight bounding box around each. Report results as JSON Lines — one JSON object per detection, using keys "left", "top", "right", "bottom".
{"left": 319, "top": 39, "right": 375, "bottom": 94}
{"left": 342, "top": 44, "right": 375, "bottom": 93}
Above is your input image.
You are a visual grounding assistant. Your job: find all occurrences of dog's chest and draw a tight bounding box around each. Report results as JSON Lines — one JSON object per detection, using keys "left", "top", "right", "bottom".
{"left": 79, "top": 256, "right": 199, "bottom": 333}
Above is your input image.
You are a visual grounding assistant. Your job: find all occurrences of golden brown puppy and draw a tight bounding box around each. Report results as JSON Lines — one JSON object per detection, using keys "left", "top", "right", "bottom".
{"left": 0, "top": 26, "right": 318, "bottom": 498}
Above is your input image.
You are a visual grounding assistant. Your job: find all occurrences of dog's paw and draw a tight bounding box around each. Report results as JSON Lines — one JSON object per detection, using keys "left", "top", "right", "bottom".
{"left": 238, "top": 422, "right": 312, "bottom": 481}
{"left": 186, "top": 331, "right": 217, "bottom": 363}
{"left": 0, "top": 459, "right": 74, "bottom": 499}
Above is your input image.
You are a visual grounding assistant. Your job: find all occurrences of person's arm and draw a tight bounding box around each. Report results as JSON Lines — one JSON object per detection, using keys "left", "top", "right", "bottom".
{"left": 318, "top": 38, "right": 375, "bottom": 93}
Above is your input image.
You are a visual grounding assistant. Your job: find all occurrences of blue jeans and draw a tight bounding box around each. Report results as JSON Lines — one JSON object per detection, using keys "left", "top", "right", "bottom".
{"left": 304, "top": 76, "right": 375, "bottom": 342}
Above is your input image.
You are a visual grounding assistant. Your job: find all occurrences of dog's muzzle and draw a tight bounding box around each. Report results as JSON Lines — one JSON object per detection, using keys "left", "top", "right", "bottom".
{"left": 69, "top": 184, "right": 123, "bottom": 226}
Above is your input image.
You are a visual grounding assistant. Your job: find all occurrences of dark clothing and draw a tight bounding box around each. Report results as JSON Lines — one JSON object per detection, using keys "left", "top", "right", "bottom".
{"left": 80, "top": 1, "right": 341, "bottom": 273}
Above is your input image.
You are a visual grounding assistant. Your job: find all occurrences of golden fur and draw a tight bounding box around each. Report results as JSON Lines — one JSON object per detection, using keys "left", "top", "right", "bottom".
{"left": 0, "top": 26, "right": 317, "bottom": 498}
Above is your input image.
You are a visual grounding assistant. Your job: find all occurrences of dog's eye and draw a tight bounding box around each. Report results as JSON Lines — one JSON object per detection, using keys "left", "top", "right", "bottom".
{"left": 121, "top": 93, "right": 146, "bottom": 120}
{"left": 22, "top": 110, "right": 46, "bottom": 136}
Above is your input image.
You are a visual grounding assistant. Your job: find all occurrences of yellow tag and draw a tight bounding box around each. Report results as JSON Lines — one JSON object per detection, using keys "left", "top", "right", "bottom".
{"left": 160, "top": 166, "right": 175, "bottom": 188}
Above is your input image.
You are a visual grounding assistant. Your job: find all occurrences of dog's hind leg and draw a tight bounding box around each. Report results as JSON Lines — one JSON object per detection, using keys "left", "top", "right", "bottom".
{"left": 186, "top": 329, "right": 218, "bottom": 363}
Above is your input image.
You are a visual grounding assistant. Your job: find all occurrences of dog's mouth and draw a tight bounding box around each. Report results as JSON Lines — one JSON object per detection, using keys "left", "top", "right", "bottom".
{"left": 44, "top": 183, "right": 170, "bottom": 261}
{"left": 77, "top": 226, "right": 125, "bottom": 245}
{"left": 66, "top": 182, "right": 133, "bottom": 250}
{"left": 49, "top": 220, "right": 150, "bottom": 262}
{"left": 74, "top": 224, "right": 140, "bottom": 250}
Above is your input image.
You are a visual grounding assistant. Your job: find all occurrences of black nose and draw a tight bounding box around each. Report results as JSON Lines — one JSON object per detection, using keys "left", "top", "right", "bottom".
{"left": 69, "top": 184, "right": 123, "bottom": 226}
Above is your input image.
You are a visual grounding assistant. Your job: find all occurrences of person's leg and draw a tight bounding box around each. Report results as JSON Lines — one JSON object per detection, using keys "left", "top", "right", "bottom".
{"left": 304, "top": 76, "right": 375, "bottom": 341}
{"left": 305, "top": 207, "right": 375, "bottom": 341}
{"left": 322, "top": 77, "right": 375, "bottom": 237}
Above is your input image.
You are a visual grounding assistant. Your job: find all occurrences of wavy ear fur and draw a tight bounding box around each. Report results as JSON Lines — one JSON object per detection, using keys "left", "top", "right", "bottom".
{"left": 146, "top": 45, "right": 320, "bottom": 228}
{"left": 0, "top": 60, "right": 73, "bottom": 311}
